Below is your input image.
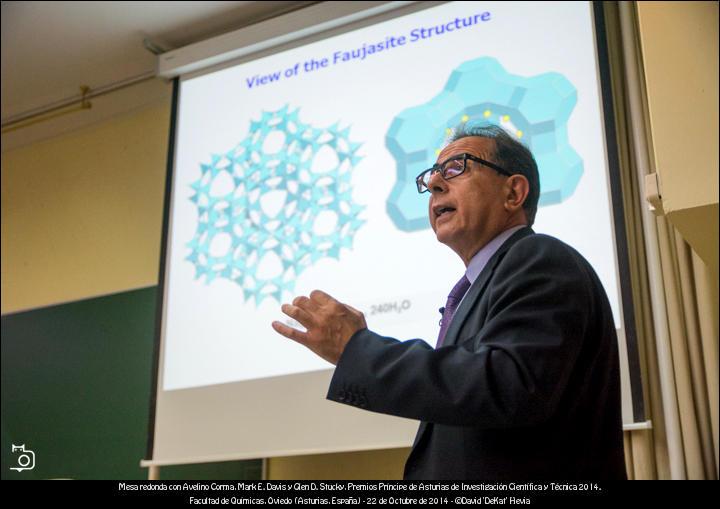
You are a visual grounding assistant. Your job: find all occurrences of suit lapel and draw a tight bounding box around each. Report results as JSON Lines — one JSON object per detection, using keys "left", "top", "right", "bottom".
{"left": 442, "top": 227, "right": 534, "bottom": 348}
{"left": 408, "top": 228, "right": 534, "bottom": 459}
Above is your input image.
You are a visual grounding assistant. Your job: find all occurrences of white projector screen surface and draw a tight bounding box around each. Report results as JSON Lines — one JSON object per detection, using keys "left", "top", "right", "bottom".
{"left": 151, "top": 1, "right": 637, "bottom": 466}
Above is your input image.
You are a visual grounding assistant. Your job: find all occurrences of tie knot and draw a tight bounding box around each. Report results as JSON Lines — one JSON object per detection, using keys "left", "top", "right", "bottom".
{"left": 448, "top": 275, "right": 471, "bottom": 303}
{"left": 436, "top": 275, "right": 471, "bottom": 348}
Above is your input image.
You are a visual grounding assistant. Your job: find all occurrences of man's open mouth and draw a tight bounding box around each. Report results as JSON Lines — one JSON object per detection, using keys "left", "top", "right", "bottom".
{"left": 434, "top": 205, "right": 456, "bottom": 218}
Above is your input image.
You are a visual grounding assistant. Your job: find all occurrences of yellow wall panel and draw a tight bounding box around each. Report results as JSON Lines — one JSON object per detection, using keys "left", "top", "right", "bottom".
{"left": 267, "top": 448, "right": 411, "bottom": 480}
{"left": 1, "top": 102, "right": 171, "bottom": 314}
{"left": 636, "top": 1, "right": 719, "bottom": 270}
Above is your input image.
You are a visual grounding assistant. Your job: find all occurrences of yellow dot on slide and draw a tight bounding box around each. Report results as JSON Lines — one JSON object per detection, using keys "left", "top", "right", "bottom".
{"left": 446, "top": 128, "right": 452, "bottom": 135}
{"left": 516, "top": 130, "right": 523, "bottom": 138}
{"left": 435, "top": 148, "right": 441, "bottom": 155}
{"left": 502, "top": 115, "right": 510, "bottom": 122}
{"left": 461, "top": 115, "right": 469, "bottom": 122}
{"left": 483, "top": 110, "right": 491, "bottom": 118}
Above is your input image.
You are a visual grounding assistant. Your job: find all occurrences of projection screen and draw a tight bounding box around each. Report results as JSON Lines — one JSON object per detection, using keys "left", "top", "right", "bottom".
{"left": 145, "top": 0, "right": 644, "bottom": 467}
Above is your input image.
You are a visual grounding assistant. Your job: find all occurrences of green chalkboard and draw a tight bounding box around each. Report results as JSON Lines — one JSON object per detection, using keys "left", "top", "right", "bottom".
{"left": 1, "top": 287, "right": 261, "bottom": 480}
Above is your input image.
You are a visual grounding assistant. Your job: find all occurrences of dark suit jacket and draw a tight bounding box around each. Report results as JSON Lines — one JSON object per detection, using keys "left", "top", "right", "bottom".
{"left": 327, "top": 227, "right": 627, "bottom": 480}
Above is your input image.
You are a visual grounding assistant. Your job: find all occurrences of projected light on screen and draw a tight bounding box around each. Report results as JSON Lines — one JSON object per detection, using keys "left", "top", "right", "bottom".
{"left": 386, "top": 57, "right": 584, "bottom": 231}
{"left": 185, "top": 105, "right": 366, "bottom": 305}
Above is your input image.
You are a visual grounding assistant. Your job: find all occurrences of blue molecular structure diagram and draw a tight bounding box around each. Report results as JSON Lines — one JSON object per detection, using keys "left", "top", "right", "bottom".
{"left": 386, "top": 57, "right": 583, "bottom": 231}
{"left": 186, "top": 105, "right": 365, "bottom": 305}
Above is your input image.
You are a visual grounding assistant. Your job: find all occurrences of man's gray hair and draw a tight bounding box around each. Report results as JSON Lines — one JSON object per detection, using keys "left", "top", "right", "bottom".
{"left": 449, "top": 123, "right": 540, "bottom": 226}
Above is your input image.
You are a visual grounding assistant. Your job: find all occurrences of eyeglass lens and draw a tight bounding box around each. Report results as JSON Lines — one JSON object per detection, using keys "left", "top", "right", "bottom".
{"left": 418, "top": 156, "right": 466, "bottom": 191}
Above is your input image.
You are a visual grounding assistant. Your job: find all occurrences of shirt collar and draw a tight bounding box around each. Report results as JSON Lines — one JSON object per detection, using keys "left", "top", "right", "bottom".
{"left": 465, "top": 225, "right": 527, "bottom": 284}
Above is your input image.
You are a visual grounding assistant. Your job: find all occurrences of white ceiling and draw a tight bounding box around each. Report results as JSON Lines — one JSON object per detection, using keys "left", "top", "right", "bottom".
{"left": 1, "top": 1, "right": 316, "bottom": 121}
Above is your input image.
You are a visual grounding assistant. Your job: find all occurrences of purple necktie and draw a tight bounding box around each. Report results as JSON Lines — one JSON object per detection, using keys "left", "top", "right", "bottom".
{"left": 436, "top": 275, "right": 471, "bottom": 348}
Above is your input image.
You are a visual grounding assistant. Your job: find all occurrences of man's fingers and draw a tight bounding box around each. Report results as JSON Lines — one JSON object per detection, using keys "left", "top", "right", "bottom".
{"left": 271, "top": 321, "right": 309, "bottom": 345}
{"left": 345, "top": 303, "right": 363, "bottom": 316}
{"left": 309, "top": 289, "right": 334, "bottom": 305}
{"left": 293, "top": 295, "right": 320, "bottom": 312}
{"left": 280, "top": 303, "right": 314, "bottom": 328}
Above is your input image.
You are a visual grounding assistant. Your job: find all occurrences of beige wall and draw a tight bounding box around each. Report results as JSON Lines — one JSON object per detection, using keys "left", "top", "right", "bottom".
{"left": 267, "top": 448, "right": 410, "bottom": 480}
{"left": 636, "top": 1, "right": 719, "bottom": 275}
{"left": 1, "top": 102, "right": 170, "bottom": 314}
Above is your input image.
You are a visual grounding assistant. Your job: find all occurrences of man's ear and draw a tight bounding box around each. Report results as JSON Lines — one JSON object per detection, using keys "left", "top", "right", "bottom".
{"left": 504, "top": 175, "right": 530, "bottom": 213}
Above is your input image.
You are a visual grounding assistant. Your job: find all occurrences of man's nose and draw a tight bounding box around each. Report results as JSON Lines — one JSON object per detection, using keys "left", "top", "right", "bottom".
{"left": 427, "top": 169, "right": 447, "bottom": 194}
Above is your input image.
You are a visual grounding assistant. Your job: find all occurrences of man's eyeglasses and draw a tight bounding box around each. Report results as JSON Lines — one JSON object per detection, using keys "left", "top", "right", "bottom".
{"left": 415, "top": 153, "right": 512, "bottom": 193}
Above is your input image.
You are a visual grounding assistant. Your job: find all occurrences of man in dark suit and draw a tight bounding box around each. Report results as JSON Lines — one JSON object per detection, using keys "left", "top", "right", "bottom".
{"left": 271, "top": 124, "right": 626, "bottom": 480}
